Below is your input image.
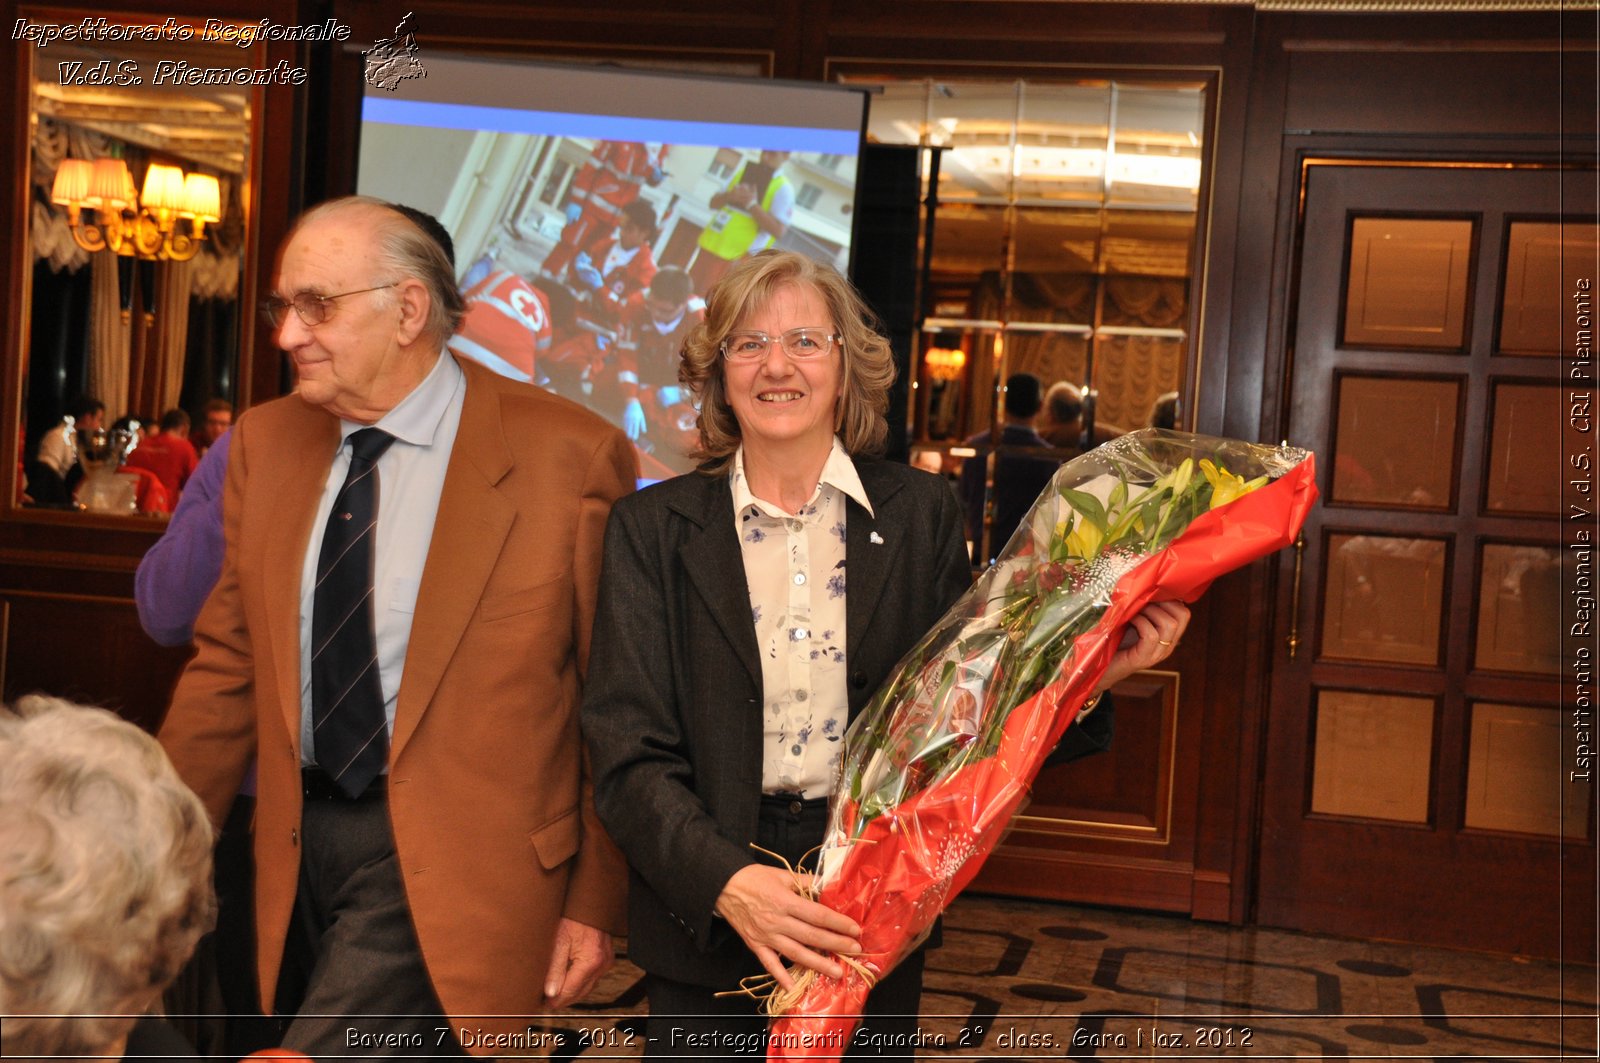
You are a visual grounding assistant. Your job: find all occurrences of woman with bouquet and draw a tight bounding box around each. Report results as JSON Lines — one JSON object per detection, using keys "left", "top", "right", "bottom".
{"left": 582, "top": 250, "right": 1188, "bottom": 1056}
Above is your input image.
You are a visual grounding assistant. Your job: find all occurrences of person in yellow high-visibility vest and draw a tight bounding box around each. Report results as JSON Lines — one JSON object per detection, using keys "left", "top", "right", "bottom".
{"left": 689, "top": 150, "right": 793, "bottom": 293}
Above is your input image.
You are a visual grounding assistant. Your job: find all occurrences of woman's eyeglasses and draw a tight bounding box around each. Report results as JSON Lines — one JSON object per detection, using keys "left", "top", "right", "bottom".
{"left": 260, "top": 283, "right": 399, "bottom": 329}
{"left": 720, "top": 328, "right": 839, "bottom": 362}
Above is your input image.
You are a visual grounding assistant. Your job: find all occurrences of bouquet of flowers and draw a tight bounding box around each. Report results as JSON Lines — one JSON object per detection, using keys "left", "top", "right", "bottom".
{"left": 764, "top": 429, "right": 1317, "bottom": 1060}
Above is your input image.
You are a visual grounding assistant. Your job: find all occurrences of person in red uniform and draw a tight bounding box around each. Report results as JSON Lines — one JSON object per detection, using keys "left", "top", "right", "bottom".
{"left": 541, "top": 140, "right": 667, "bottom": 278}
{"left": 568, "top": 200, "right": 659, "bottom": 328}
{"left": 598, "top": 269, "right": 702, "bottom": 471}
{"left": 124, "top": 408, "right": 198, "bottom": 506}
{"left": 446, "top": 269, "right": 552, "bottom": 382}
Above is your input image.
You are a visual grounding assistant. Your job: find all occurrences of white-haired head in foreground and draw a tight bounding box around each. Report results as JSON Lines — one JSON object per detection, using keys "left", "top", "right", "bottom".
{"left": 0, "top": 695, "right": 215, "bottom": 1062}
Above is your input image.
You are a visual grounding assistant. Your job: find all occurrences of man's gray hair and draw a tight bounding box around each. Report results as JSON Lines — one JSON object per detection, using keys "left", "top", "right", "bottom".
{"left": 293, "top": 195, "right": 465, "bottom": 345}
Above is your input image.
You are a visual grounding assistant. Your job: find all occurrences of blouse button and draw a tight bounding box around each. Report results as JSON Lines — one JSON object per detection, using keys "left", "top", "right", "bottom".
{"left": 788, "top": 519, "right": 804, "bottom": 533}
{"left": 793, "top": 572, "right": 806, "bottom": 585}
{"left": 791, "top": 627, "right": 809, "bottom": 641}
{"left": 795, "top": 689, "right": 809, "bottom": 701}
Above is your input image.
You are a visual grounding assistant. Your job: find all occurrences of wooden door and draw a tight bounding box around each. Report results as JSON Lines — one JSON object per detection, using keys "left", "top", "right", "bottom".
{"left": 1258, "top": 159, "right": 1597, "bottom": 960}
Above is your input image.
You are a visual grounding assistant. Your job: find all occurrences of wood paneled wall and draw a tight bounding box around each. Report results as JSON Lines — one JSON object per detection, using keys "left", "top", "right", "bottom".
{"left": 0, "top": 0, "right": 1587, "bottom": 932}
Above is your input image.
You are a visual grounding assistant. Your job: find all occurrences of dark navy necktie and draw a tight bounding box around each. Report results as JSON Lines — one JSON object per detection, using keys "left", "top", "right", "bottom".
{"left": 311, "top": 427, "right": 397, "bottom": 798}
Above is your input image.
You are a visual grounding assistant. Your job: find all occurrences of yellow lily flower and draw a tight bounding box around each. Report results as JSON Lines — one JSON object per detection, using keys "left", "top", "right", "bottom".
{"left": 1200, "top": 459, "right": 1267, "bottom": 510}
{"left": 1064, "top": 515, "right": 1103, "bottom": 560}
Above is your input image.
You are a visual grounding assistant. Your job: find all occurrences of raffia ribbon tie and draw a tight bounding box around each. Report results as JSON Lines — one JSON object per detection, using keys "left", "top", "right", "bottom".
{"left": 712, "top": 841, "right": 881, "bottom": 1015}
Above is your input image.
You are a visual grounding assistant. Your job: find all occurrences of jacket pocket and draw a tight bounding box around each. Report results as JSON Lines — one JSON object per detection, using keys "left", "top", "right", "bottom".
{"left": 480, "top": 574, "right": 566, "bottom": 622}
{"left": 529, "top": 806, "right": 580, "bottom": 870}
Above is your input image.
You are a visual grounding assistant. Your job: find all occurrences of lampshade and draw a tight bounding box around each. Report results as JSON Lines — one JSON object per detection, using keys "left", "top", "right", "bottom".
{"left": 84, "top": 158, "right": 133, "bottom": 210}
{"left": 141, "top": 163, "right": 187, "bottom": 213}
{"left": 180, "top": 172, "right": 221, "bottom": 222}
{"left": 50, "top": 158, "right": 94, "bottom": 205}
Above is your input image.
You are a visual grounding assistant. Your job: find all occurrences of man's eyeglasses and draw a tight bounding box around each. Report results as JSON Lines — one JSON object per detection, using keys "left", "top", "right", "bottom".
{"left": 720, "top": 328, "right": 839, "bottom": 362}
{"left": 259, "top": 283, "right": 398, "bottom": 329}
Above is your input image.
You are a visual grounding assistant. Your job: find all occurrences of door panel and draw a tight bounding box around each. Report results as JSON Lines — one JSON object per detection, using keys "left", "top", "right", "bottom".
{"left": 1259, "top": 160, "right": 1595, "bottom": 960}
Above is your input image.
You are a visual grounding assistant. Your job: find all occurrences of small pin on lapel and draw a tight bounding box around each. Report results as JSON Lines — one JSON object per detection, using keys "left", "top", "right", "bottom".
{"left": 870, "top": 531, "right": 884, "bottom": 545}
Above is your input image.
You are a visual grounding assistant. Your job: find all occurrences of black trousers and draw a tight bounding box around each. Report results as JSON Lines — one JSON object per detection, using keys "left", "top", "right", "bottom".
{"left": 642, "top": 794, "right": 929, "bottom": 1059}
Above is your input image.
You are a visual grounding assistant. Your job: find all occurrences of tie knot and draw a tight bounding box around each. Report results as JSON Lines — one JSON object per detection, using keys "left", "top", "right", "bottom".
{"left": 348, "top": 427, "right": 395, "bottom": 464}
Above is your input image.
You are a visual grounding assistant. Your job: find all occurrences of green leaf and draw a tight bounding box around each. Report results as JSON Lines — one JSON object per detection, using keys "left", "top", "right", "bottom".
{"left": 1060, "top": 485, "right": 1109, "bottom": 532}
{"left": 1108, "top": 478, "right": 1128, "bottom": 514}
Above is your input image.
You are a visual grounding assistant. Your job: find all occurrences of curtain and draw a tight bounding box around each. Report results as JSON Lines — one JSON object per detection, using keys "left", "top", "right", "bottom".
{"left": 151, "top": 258, "right": 194, "bottom": 414}
{"left": 88, "top": 251, "right": 130, "bottom": 424}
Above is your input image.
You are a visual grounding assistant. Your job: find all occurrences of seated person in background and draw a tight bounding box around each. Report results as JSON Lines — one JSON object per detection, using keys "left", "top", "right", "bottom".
{"left": 1041, "top": 380, "right": 1127, "bottom": 451}
{"left": 567, "top": 199, "right": 659, "bottom": 326}
{"left": 124, "top": 407, "right": 199, "bottom": 504}
{"left": 28, "top": 394, "right": 104, "bottom": 503}
{"left": 0, "top": 695, "right": 215, "bottom": 1063}
{"left": 194, "top": 399, "right": 233, "bottom": 459}
{"left": 960, "top": 372, "right": 1061, "bottom": 564}
{"left": 1039, "top": 380, "right": 1088, "bottom": 451}
{"left": 1149, "top": 389, "right": 1180, "bottom": 430}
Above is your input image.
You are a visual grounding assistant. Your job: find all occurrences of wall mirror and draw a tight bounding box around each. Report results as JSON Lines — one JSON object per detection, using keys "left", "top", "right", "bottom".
{"left": 842, "top": 76, "right": 1208, "bottom": 452}
{"left": 12, "top": 11, "right": 259, "bottom": 520}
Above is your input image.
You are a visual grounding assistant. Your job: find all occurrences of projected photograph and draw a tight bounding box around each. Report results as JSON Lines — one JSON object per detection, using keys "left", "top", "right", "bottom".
{"left": 356, "top": 57, "right": 866, "bottom": 482}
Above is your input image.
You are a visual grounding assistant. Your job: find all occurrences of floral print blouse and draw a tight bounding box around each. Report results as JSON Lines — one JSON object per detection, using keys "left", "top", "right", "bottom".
{"left": 731, "top": 440, "right": 874, "bottom": 799}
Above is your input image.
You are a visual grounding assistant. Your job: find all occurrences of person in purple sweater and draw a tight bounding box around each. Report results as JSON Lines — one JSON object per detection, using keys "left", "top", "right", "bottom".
{"left": 134, "top": 428, "right": 275, "bottom": 1054}
{"left": 135, "top": 430, "right": 229, "bottom": 646}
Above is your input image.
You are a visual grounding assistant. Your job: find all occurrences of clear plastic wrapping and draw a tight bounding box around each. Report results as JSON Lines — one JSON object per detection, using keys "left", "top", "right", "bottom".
{"left": 766, "top": 429, "right": 1318, "bottom": 1060}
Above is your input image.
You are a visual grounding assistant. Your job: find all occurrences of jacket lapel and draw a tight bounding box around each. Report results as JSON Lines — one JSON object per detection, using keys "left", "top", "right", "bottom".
{"left": 673, "top": 473, "right": 762, "bottom": 691}
{"left": 391, "top": 361, "right": 515, "bottom": 759}
{"left": 264, "top": 405, "right": 340, "bottom": 756}
{"left": 845, "top": 460, "right": 907, "bottom": 662}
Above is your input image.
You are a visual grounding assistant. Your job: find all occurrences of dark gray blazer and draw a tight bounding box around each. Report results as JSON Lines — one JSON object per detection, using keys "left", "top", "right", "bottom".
{"left": 581, "top": 457, "right": 971, "bottom": 985}
{"left": 581, "top": 455, "right": 1113, "bottom": 986}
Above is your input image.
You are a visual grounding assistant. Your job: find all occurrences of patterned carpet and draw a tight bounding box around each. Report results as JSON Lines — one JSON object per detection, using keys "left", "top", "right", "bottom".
{"left": 538, "top": 893, "right": 1598, "bottom": 1060}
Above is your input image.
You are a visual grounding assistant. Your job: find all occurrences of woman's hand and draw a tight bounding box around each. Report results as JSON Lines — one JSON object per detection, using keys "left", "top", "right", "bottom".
{"left": 1095, "top": 600, "right": 1191, "bottom": 692}
{"left": 714, "top": 864, "right": 862, "bottom": 989}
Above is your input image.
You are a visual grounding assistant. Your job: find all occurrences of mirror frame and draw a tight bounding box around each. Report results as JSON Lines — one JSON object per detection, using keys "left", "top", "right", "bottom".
{"left": 0, "top": 3, "right": 288, "bottom": 538}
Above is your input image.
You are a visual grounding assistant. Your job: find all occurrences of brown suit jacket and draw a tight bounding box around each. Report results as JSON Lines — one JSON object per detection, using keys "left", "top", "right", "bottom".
{"left": 158, "top": 354, "right": 636, "bottom": 1047}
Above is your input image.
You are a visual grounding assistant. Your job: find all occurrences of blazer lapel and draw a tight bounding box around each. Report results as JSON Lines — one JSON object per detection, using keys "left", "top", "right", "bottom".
{"left": 673, "top": 474, "right": 762, "bottom": 691}
{"left": 391, "top": 364, "right": 515, "bottom": 759}
{"left": 264, "top": 405, "right": 340, "bottom": 756}
{"left": 845, "top": 460, "right": 907, "bottom": 663}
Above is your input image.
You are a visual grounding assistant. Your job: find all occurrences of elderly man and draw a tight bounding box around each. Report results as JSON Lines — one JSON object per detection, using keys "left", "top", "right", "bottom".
{"left": 158, "top": 195, "right": 637, "bottom": 1056}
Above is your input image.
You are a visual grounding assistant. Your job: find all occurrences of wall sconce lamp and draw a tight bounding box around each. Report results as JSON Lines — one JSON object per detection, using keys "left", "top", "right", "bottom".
{"left": 923, "top": 345, "right": 967, "bottom": 382}
{"left": 50, "top": 157, "right": 222, "bottom": 262}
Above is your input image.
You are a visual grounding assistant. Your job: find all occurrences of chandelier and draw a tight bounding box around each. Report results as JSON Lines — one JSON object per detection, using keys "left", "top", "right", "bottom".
{"left": 923, "top": 344, "right": 967, "bottom": 382}
{"left": 49, "top": 157, "right": 221, "bottom": 262}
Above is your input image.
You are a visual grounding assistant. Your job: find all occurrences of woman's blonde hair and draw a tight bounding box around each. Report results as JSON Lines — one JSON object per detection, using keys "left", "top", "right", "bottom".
{"left": 0, "top": 696, "right": 215, "bottom": 1061}
{"left": 679, "top": 250, "right": 896, "bottom": 473}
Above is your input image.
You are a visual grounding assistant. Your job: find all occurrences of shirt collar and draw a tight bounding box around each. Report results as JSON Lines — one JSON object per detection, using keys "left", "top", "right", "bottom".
{"left": 650, "top": 310, "right": 685, "bottom": 335}
{"left": 341, "top": 351, "right": 463, "bottom": 449}
{"left": 730, "top": 437, "right": 874, "bottom": 520}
